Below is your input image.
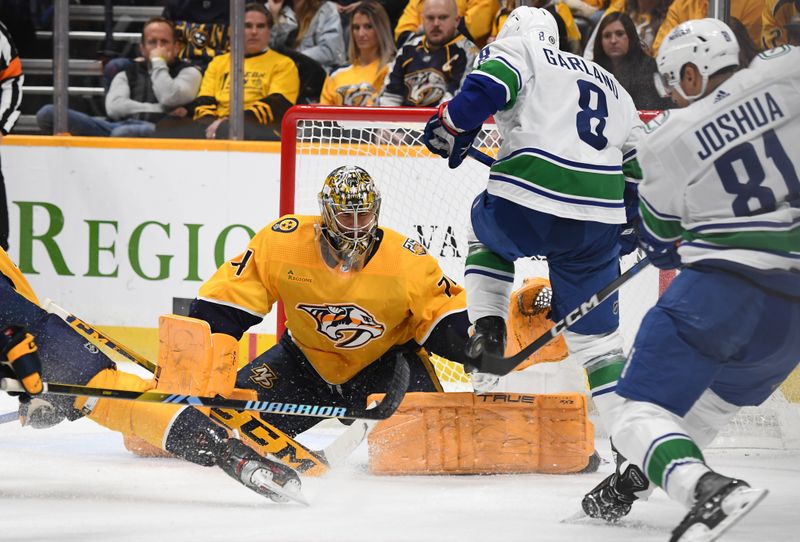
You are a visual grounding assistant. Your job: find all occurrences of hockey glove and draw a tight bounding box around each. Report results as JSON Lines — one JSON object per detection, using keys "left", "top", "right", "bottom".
{"left": 464, "top": 315, "right": 507, "bottom": 372}
{"left": 423, "top": 102, "right": 480, "bottom": 169}
{"left": 0, "top": 326, "right": 43, "bottom": 395}
{"left": 619, "top": 217, "right": 640, "bottom": 257}
{"left": 18, "top": 396, "right": 66, "bottom": 429}
{"left": 640, "top": 238, "right": 681, "bottom": 270}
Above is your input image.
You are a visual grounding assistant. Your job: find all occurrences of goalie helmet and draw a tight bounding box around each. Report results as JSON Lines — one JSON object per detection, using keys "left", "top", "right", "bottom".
{"left": 318, "top": 165, "right": 382, "bottom": 272}
{"left": 496, "top": 6, "right": 559, "bottom": 49}
{"left": 654, "top": 18, "right": 739, "bottom": 103}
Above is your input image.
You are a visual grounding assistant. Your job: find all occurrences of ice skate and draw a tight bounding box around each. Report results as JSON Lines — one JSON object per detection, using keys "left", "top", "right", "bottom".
{"left": 669, "top": 472, "right": 767, "bottom": 542}
{"left": 582, "top": 463, "right": 648, "bottom": 521}
{"left": 217, "top": 439, "right": 308, "bottom": 505}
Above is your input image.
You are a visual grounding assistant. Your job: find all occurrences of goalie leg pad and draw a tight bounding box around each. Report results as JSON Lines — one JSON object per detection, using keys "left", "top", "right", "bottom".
{"left": 367, "top": 392, "right": 594, "bottom": 474}
{"left": 78, "top": 368, "right": 183, "bottom": 453}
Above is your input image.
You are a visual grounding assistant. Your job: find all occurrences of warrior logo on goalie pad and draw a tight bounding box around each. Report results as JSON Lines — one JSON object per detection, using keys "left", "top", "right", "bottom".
{"left": 297, "top": 303, "right": 385, "bottom": 348}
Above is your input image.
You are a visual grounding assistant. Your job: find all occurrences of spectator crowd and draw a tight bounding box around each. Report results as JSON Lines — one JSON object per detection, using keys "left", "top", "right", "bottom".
{"left": 4, "top": 0, "right": 797, "bottom": 140}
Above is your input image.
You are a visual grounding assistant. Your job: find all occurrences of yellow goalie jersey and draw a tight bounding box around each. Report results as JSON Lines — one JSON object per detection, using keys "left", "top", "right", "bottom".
{"left": 197, "top": 215, "right": 466, "bottom": 385}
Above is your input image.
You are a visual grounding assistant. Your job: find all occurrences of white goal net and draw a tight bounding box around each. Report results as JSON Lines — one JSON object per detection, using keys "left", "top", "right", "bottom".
{"left": 279, "top": 105, "right": 800, "bottom": 450}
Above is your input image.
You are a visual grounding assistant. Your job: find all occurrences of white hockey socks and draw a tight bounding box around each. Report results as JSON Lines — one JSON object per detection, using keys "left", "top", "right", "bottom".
{"left": 611, "top": 400, "right": 710, "bottom": 508}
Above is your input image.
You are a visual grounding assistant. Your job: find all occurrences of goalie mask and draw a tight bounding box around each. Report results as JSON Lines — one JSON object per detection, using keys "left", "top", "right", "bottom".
{"left": 318, "top": 165, "right": 382, "bottom": 273}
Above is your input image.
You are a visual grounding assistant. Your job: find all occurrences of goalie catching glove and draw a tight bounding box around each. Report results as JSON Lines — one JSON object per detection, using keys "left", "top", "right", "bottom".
{"left": 423, "top": 102, "right": 481, "bottom": 169}
{"left": 0, "top": 326, "right": 43, "bottom": 395}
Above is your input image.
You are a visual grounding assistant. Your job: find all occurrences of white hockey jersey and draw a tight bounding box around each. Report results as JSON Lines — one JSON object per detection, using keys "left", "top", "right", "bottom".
{"left": 470, "top": 36, "right": 643, "bottom": 224}
{"left": 637, "top": 46, "right": 800, "bottom": 273}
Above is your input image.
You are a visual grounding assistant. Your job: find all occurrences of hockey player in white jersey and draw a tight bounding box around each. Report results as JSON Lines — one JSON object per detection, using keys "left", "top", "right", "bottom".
{"left": 588, "top": 19, "right": 800, "bottom": 542}
{"left": 422, "top": 6, "right": 643, "bottom": 445}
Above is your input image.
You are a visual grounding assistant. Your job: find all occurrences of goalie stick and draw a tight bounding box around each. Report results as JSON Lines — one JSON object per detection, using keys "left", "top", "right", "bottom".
{"left": 0, "top": 359, "right": 409, "bottom": 420}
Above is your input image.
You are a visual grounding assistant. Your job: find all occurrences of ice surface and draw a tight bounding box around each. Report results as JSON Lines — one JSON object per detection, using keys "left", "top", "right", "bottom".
{"left": 1, "top": 392, "right": 797, "bottom": 542}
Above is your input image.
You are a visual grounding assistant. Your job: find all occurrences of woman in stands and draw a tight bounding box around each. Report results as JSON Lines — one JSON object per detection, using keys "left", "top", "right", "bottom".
{"left": 592, "top": 12, "right": 671, "bottom": 110}
{"left": 582, "top": 0, "right": 669, "bottom": 59}
{"left": 292, "top": 0, "right": 348, "bottom": 72}
{"left": 319, "top": 1, "right": 395, "bottom": 106}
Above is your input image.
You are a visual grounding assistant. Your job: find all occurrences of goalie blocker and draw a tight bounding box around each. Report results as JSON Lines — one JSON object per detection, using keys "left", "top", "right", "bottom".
{"left": 367, "top": 391, "right": 593, "bottom": 474}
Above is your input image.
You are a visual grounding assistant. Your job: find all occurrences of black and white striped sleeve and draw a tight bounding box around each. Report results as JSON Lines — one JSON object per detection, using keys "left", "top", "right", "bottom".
{"left": 0, "top": 21, "right": 24, "bottom": 135}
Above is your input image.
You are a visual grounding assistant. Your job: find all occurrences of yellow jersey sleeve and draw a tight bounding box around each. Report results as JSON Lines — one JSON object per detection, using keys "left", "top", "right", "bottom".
{"left": 194, "top": 53, "right": 224, "bottom": 119}
{"left": 404, "top": 242, "right": 466, "bottom": 346}
{"left": 197, "top": 223, "right": 278, "bottom": 319}
{"left": 395, "top": 0, "right": 424, "bottom": 41}
{"left": 0, "top": 248, "right": 40, "bottom": 306}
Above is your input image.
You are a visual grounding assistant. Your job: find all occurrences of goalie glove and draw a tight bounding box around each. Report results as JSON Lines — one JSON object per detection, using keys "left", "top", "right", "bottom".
{"left": 0, "top": 326, "right": 43, "bottom": 395}
{"left": 423, "top": 102, "right": 481, "bottom": 169}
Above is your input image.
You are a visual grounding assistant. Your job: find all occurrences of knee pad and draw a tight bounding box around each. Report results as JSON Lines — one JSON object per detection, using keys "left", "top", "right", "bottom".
{"left": 80, "top": 368, "right": 187, "bottom": 454}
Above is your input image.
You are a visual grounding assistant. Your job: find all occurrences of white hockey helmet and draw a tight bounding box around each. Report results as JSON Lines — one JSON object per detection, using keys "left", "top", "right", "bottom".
{"left": 496, "top": 6, "right": 559, "bottom": 49}
{"left": 654, "top": 18, "right": 739, "bottom": 103}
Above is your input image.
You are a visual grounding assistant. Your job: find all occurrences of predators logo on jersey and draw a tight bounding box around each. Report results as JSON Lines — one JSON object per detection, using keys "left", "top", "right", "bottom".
{"left": 249, "top": 363, "right": 279, "bottom": 389}
{"left": 297, "top": 303, "right": 385, "bottom": 348}
{"left": 338, "top": 83, "right": 379, "bottom": 106}
{"left": 405, "top": 69, "right": 448, "bottom": 106}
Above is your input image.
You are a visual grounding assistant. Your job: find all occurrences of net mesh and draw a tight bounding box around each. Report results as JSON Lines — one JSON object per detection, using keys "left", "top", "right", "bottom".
{"left": 284, "top": 108, "right": 799, "bottom": 449}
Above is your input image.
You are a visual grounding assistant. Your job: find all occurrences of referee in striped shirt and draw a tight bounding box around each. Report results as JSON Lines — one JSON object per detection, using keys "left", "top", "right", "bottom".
{"left": 0, "top": 20, "right": 23, "bottom": 250}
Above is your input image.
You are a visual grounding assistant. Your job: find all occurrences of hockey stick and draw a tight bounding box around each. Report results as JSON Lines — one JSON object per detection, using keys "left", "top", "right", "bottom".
{"left": 475, "top": 257, "right": 652, "bottom": 376}
{"left": 42, "top": 299, "right": 158, "bottom": 373}
{"left": 467, "top": 147, "right": 494, "bottom": 167}
{"left": 0, "top": 410, "right": 18, "bottom": 424}
{"left": 0, "top": 356, "right": 409, "bottom": 420}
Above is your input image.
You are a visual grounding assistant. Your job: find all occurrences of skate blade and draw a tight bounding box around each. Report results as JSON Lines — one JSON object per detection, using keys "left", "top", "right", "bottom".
{"left": 679, "top": 487, "right": 768, "bottom": 542}
{"left": 252, "top": 471, "right": 310, "bottom": 506}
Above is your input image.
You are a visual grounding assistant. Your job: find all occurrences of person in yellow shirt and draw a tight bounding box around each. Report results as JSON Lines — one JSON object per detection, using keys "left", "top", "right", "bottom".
{"left": 0, "top": 247, "right": 304, "bottom": 502}
{"left": 651, "top": 0, "right": 764, "bottom": 55}
{"left": 320, "top": 1, "right": 396, "bottom": 106}
{"left": 188, "top": 165, "right": 474, "bottom": 438}
{"left": 761, "top": 0, "right": 800, "bottom": 48}
{"left": 162, "top": 3, "right": 300, "bottom": 140}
